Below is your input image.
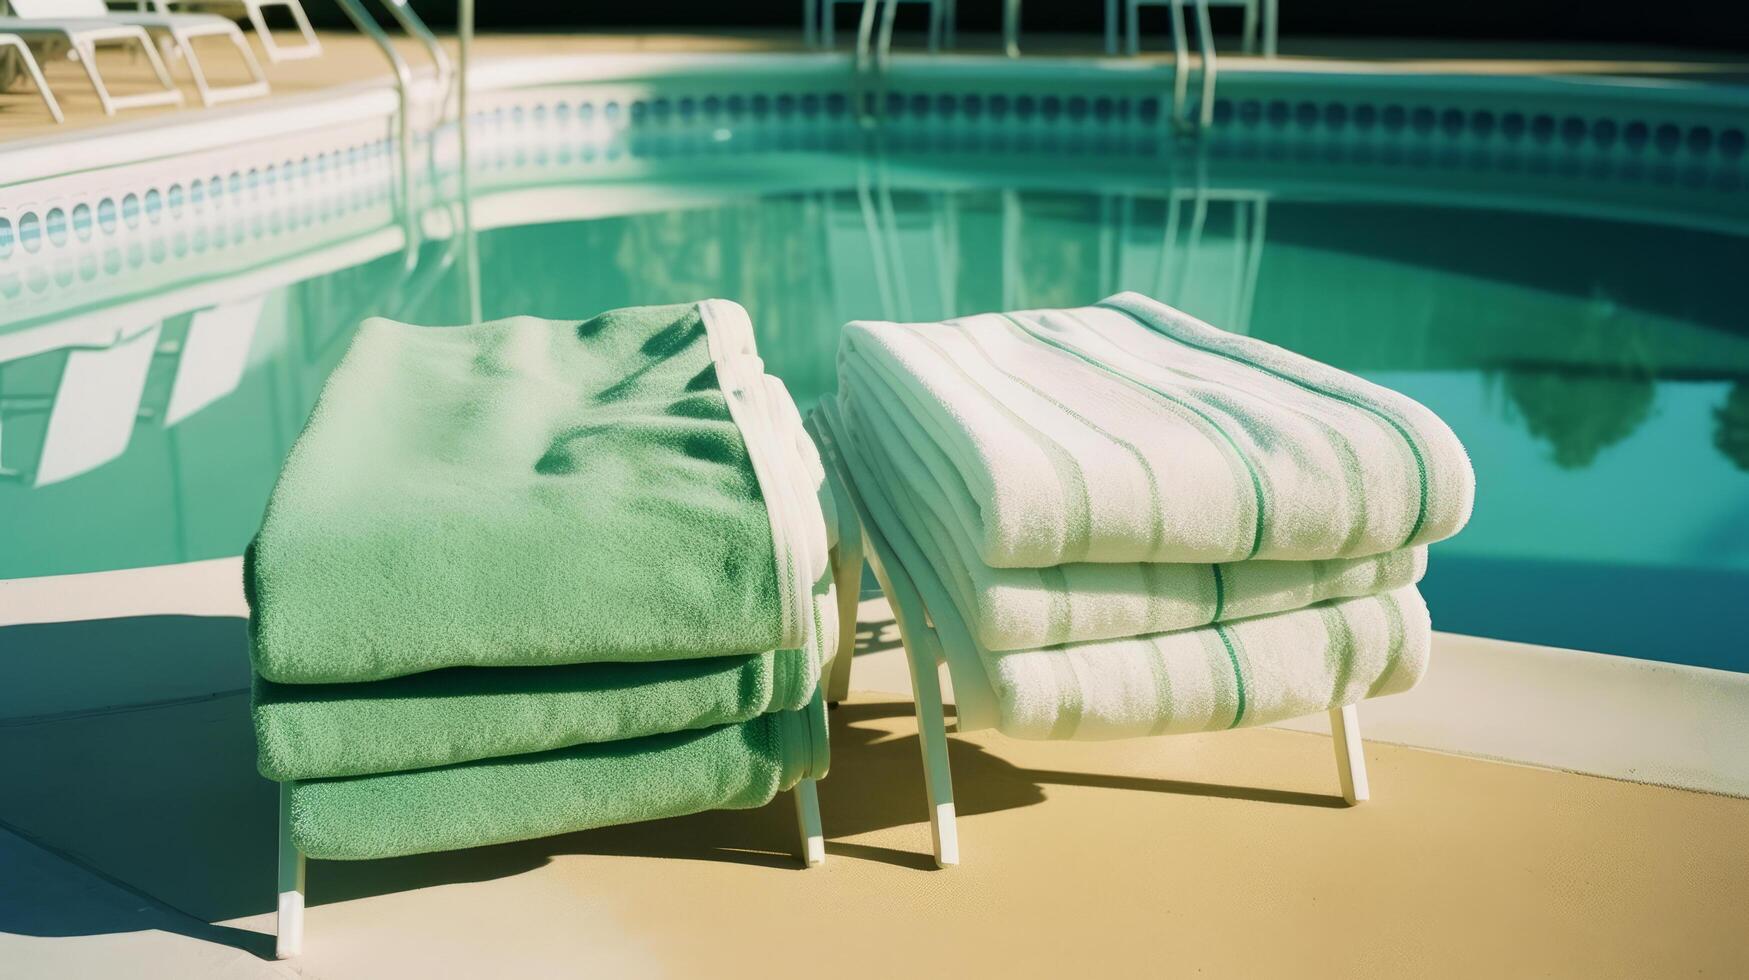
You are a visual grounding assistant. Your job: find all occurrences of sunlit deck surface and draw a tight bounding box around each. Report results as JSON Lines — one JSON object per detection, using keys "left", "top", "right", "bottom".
{"left": 2, "top": 606, "right": 1746, "bottom": 978}
{"left": 2, "top": 30, "right": 1748, "bottom": 141}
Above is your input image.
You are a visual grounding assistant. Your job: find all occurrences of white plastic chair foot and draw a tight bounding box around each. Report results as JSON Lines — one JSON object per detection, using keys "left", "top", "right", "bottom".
{"left": 793, "top": 779, "right": 826, "bottom": 867}
{"left": 930, "top": 802, "right": 959, "bottom": 867}
{"left": 276, "top": 783, "right": 306, "bottom": 958}
{"left": 276, "top": 888, "right": 304, "bottom": 959}
{"left": 1330, "top": 703, "right": 1370, "bottom": 805}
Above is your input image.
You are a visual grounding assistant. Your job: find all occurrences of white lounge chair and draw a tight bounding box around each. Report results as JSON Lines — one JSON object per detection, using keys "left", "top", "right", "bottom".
{"left": 0, "top": 30, "right": 63, "bottom": 121}
{"left": 145, "top": 0, "right": 320, "bottom": 63}
{"left": 0, "top": 11, "right": 181, "bottom": 115}
{"left": 0, "top": 0, "right": 269, "bottom": 111}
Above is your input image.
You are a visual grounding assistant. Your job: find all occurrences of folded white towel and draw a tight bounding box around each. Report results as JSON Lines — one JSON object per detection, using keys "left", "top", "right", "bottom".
{"left": 842, "top": 366, "right": 1427, "bottom": 651}
{"left": 828, "top": 402, "right": 1431, "bottom": 738}
{"left": 838, "top": 291, "right": 1475, "bottom": 568}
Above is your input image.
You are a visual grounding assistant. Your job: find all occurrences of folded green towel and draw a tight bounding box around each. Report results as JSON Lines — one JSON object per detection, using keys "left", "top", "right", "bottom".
{"left": 288, "top": 704, "right": 827, "bottom": 860}
{"left": 822, "top": 402, "right": 1430, "bottom": 738}
{"left": 838, "top": 291, "right": 1474, "bottom": 567}
{"left": 843, "top": 369, "right": 1427, "bottom": 651}
{"left": 247, "top": 300, "right": 829, "bottom": 684}
{"left": 254, "top": 648, "right": 819, "bottom": 782}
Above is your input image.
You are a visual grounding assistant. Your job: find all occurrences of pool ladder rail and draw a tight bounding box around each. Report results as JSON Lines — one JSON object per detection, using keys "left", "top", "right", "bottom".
{"left": 839, "top": 0, "right": 1272, "bottom": 131}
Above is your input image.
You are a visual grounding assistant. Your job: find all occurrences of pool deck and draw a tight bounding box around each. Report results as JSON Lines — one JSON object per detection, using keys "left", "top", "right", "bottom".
{"left": 2, "top": 29, "right": 1747, "bottom": 143}
{"left": 2, "top": 564, "right": 1748, "bottom": 977}
{"left": 4, "top": 27, "right": 1749, "bottom": 978}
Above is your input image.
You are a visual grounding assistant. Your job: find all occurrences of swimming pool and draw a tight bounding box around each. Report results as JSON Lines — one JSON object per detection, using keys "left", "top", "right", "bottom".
{"left": 3, "top": 55, "right": 1746, "bottom": 672}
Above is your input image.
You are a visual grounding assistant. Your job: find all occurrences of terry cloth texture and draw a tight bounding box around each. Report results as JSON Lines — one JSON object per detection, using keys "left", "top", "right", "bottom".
{"left": 288, "top": 707, "right": 824, "bottom": 860}
{"left": 842, "top": 370, "right": 1428, "bottom": 651}
{"left": 253, "top": 649, "right": 819, "bottom": 782}
{"left": 829, "top": 401, "right": 1432, "bottom": 738}
{"left": 247, "top": 300, "right": 828, "bottom": 684}
{"left": 837, "top": 290, "right": 1475, "bottom": 569}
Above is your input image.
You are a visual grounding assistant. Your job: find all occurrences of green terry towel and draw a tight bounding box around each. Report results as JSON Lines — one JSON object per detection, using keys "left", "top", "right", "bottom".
{"left": 247, "top": 300, "right": 829, "bottom": 684}
{"left": 254, "top": 648, "right": 819, "bottom": 782}
{"left": 822, "top": 402, "right": 1431, "bottom": 739}
{"left": 842, "top": 368, "right": 1427, "bottom": 651}
{"left": 838, "top": 291, "right": 1475, "bottom": 568}
{"left": 287, "top": 704, "right": 828, "bottom": 861}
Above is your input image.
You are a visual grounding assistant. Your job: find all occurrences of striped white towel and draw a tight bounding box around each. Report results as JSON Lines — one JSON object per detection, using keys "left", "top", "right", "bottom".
{"left": 843, "top": 363, "right": 1427, "bottom": 652}
{"left": 837, "top": 291, "right": 1475, "bottom": 568}
{"left": 831, "top": 401, "right": 1431, "bottom": 739}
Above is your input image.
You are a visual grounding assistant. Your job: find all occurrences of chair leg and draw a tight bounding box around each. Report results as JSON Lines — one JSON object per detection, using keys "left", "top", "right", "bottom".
{"left": 286, "top": 0, "right": 325, "bottom": 57}
{"left": 804, "top": 0, "right": 818, "bottom": 48}
{"left": 825, "top": 550, "right": 860, "bottom": 705}
{"left": 169, "top": 28, "right": 212, "bottom": 105}
{"left": 6, "top": 41, "right": 64, "bottom": 123}
{"left": 1002, "top": 0, "right": 1019, "bottom": 57}
{"left": 1240, "top": 0, "right": 1259, "bottom": 54}
{"left": 1125, "top": 0, "right": 1139, "bottom": 55}
{"left": 905, "top": 636, "right": 958, "bottom": 867}
{"left": 244, "top": 1, "right": 278, "bottom": 60}
{"left": 171, "top": 25, "right": 269, "bottom": 107}
{"left": 70, "top": 41, "right": 115, "bottom": 116}
{"left": 276, "top": 783, "right": 306, "bottom": 959}
{"left": 793, "top": 779, "right": 826, "bottom": 867}
{"left": 1330, "top": 703, "right": 1370, "bottom": 805}
{"left": 1103, "top": 0, "right": 1116, "bottom": 55}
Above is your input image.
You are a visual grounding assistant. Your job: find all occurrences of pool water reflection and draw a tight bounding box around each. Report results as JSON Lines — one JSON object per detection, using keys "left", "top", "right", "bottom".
{"left": 4, "top": 174, "right": 1747, "bottom": 671}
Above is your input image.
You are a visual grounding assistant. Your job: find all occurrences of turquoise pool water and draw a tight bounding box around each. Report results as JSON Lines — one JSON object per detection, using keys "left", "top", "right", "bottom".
{"left": 4, "top": 163, "right": 1747, "bottom": 671}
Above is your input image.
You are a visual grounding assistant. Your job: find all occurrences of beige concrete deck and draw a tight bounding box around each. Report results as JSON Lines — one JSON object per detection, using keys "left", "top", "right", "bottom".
{"left": 3, "top": 29, "right": 1746, "bottom": 142}
{"left": 2, "top": 635, "right": 1748, "bottom": 978}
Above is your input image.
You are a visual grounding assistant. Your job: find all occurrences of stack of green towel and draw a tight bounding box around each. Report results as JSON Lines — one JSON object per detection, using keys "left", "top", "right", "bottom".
{"left": 835, "top": 291, "right": 1475, "bottom": 739}
{"left": 248, "top": 300, "right": 834, "bottom": 860}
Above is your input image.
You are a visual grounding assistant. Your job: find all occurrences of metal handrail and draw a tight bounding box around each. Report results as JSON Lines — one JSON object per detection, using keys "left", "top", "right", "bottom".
{"left": 329, "top": 0, "right": 417, "bottom": 269}
{"left": 380, "top": 0, "right": 454, "bottom": 119}
{"left": 853, "top": 0, "right": 1229, "bottom": 132}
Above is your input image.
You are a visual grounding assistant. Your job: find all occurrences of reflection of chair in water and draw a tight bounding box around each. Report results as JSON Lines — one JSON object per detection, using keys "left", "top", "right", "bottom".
{"left": 160, "top": 297, "right": 265, "bottom": 427}
{"left": 1100, "top": 187, "right": 1268, "bottom": 334}
{"left": 0, "top": 325, "right": 161, "bottom": 487}
{"left": 823, "top": 163, "right": 960, "bottom": 325}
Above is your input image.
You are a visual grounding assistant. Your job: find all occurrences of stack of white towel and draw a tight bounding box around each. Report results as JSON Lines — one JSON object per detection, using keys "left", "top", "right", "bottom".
{"left": 834, "top": 292, "right": 1475, "bottom": 738}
